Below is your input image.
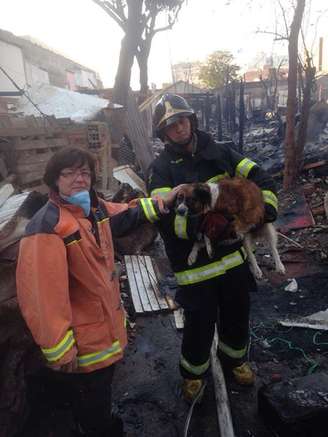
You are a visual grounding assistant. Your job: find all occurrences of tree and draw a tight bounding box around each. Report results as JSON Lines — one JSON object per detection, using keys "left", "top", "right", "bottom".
{"left": 92, "top": 0, "right": 186, "bottom": 106}
{"left": 135, "top": 0, "right": 186, "bottom": 102}
{"left": 199, "top": 51, "right": 240, "bottom": 90}
{"left": 283, "top": 0, "right": 306, "bottom": 190}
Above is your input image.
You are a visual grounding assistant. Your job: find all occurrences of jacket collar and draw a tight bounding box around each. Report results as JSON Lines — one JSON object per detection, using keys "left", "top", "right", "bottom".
{"left": 49, "top": 188, "right": 99, "bottom": 218}
{"left": 164, "top": 129, "right": 213, "bottom": 160}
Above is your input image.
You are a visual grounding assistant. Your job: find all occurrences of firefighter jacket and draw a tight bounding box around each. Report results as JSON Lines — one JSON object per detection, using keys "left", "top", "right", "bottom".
{"left": 16, "top": 191, "right": 163, "bottom": 373}
{"left": 147, "top": 129, "right": 278, "bottom": 287}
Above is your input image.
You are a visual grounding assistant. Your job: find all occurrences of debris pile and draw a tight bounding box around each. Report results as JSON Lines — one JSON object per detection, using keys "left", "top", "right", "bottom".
{"left": 0, "top": 184, "right": 47, "bottom": 437}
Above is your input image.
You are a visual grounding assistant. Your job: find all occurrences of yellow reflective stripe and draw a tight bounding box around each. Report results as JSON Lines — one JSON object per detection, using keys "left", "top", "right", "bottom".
{"left": 218, "top": 340, "right": 248, "bottom": 359}
{"left": 180, "top": 355, "right": 210, "bottom": 376}
{"left": 41, "top": 329, "right": 75, "bottom": 362}
{"left": 98, "top": 218, "right": 109, "bottom": 224}
{"left": 262, "top": 190, "right": 278, "bottom": 210}
{"left": 66, "top": 239, "right": 81, "bottom": 247}
{"left": 78, "top": 340, "right": 122, "bottom": 367}
{"left": 175, "top": 248, "right": 246, "bottom": 286}
{"left": 235, "top": 158, "right": 257, "bottom": 178}
{"left": 150, "top": 187, "right": 172, "bottom": 198}
{"left": 174, "top": 214, "right": 188, "bottom": 239}
{"left": 140, "top": 198, "right": 159, "bottom": 223}
{"left": 207, "top": 172, "right": 229, "bottom": 183}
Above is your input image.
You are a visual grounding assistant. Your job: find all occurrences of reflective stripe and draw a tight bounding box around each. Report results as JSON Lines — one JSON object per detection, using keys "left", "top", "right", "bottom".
{"left": 140, "top": 198, "right": 159, "bottom": 223}
{"left": 78, "top": 340, "right": 122, "bottom": 367}
{"left": 218, "top": 339, "right": 248, "bottom": 359}
{"left": 175, "top": 248, "right": 246, "bottom": 286}
{"left": 207, "top": 172, "right": 229, "bottom": 183}
{"left": 174, "top": 214, "right": 188, "bottom": 239}
{"left": 235, "top": 158, "right": 257, "bottom": 178}
{"left": 262, "top": 190, "right": 278, "bottom": 210}
{"left": 170, "top": 158, "right": 184, "bottom": 164}
{"left": 66, "top": 239, "right": 81, "bottom": 247}
{"left": 41, "top": 329, "right": 75, "bottom": 362}
{"left": 180, "top": 355, "right": 210, "bottom": 376}
{"left": 150, "top": 187, "right": 172, "bottom": 198}
{"left": 98, "top": 218, "right": 110, "bottom": 224}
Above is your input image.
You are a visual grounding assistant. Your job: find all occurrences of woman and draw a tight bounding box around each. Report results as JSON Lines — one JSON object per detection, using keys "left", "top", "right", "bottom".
{"left": 16, "top": 147, "right": 176, "bottom": 436}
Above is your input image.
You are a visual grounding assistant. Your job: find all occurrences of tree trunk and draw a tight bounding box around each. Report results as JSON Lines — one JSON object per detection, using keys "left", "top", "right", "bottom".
{"left": 217, "top": 94, "right": 223, "bottom": 141}
{"left": 113, "top": 0, "right": 143, "bottom": 107}
{"left": 136, "top": 39, "right": 152, "bottom": 104}
{"left": 296, "top": 61, "right": 316, "bottom": 172}
{"left": 239, "top": 79, "right": 245, "bottom": 153}
{"left": 230, "top": 82, "right": 236, "bottom": 134}
{"left": 283, "top": 0, "right": 306, "bottom": 190}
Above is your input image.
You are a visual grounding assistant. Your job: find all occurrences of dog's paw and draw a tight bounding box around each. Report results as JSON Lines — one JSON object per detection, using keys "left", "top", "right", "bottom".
{"left": 188, "top": 252, "right": 197, "bottom": 266}
{"left": 275, "top": 261, "right": 286, "bottom": 275}
{"left": 252, "top": 265, "right": 263, "bottom": 280}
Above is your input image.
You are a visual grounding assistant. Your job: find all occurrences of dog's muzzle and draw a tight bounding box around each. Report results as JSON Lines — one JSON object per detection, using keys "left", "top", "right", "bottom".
{"left": 176, "top": 203, "right": 189, "bottom": 216}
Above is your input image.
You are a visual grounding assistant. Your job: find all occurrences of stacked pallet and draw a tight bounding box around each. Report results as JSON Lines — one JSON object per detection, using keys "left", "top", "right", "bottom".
{"left": 0, "top": 114, "right": 115, "bottom": 192}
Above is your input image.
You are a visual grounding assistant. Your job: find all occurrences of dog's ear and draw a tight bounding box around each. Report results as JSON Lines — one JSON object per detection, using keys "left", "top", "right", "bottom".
{"left": 193, "top": 185, "right": 211, "bottom": 206}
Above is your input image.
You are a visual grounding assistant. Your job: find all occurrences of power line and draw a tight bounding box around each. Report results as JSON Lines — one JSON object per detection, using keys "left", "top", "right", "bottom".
{"left": 0, "top": 64, "right": 46, "bottom": 117}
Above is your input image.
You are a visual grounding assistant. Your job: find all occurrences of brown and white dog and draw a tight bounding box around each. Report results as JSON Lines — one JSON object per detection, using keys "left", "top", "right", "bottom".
{"left": 175, "top": 177, "right": 285, "bottom": 279}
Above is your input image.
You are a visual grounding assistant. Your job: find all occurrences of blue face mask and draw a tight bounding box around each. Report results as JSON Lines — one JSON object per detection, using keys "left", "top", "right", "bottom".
{"left": 62, "top": 190, "right": 91, "bottom": 217}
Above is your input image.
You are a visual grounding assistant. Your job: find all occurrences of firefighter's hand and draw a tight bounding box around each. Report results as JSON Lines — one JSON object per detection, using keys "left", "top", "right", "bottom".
{"left": 48, "top": 346, "right": 78, "bottom": 373}
{"left": 162, "top": 185, "right": 187, "bottom": 209}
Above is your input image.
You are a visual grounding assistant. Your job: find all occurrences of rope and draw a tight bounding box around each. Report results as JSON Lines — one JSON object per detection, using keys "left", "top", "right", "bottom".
{"left": 183, "top": 381, "right": 207, "bottom": 437}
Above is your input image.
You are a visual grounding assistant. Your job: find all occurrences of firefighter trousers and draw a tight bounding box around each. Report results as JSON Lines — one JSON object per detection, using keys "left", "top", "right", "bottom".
{"left": 177, "top": 262, "right": 256, "bottom": 379}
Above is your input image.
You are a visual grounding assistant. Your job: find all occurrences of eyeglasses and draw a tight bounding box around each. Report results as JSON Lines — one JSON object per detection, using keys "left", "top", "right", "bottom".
{"left": 60, "top": 169, "right": 92, "bottom": 180}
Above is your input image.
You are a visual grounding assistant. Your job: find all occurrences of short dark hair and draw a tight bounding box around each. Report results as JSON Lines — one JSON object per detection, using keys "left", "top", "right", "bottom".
{"left": 43, "top": 147, "right": 97, "bottom": 191}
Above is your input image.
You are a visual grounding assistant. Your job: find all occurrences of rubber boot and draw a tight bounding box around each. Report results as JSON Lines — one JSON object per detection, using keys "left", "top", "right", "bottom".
{"left": 231, "top": 362, "right": 255, "bottom": 386}
{"left": 182, "top": 378, "right": 204, "bottom": 403}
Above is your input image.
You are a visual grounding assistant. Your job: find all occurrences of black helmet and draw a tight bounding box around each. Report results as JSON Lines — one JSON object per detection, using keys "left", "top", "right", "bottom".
{"left": 153, "top": 94, "right": 197, "bottom": 140}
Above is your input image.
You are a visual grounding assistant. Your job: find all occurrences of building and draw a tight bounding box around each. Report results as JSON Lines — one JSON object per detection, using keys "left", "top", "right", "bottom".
{"left": 171, "top": 61, "right": 204, "bottom": 87}
{"left": 0, "top": 28, "right": 103, "bottom": 99}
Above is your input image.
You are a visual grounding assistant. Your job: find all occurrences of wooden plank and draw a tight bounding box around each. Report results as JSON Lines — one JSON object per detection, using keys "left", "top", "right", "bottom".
{"left": 18, "top": 170, "right": 44, "bottom": 185}
{"left": 130, "top": 255, "right": 153, "bottom": 312}
{"left": 16, "top": 161, "right": 47, "bottom": 175}
{"left": 0, "top": 127, "right": 60, "bottom": 137}
{"left": 124, "top": 255, "right": 144, "bottom": 314}
{"left": 0, "top": 156, "right": 8, "bottom": 179}
{"left": 14, "top": 138, "right": 68, "bottom": 151}
{"left": 16, "top": 150, "right": 54, "bottom": 166}
{"left": 0, "top": 184, "right": 14, "bottom": 209}
{"left": 144, "top": 256, "right": 169, "bottom": 310}
{"left": 136, "top": 256, "right": 161, "bottom": 312}
{"left": 210, "top": 329, "right": 235, "bottom": 437}
{"left": 174, "top": 308, "right": 184, "bottom": 330}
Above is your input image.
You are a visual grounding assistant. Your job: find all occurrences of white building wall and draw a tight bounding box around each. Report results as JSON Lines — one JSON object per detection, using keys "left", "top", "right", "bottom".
{"left": 75, "top": 69, "right": 98, "bottom": 88}
{"left": 25, "top": 61, "right": 50, "bottom": 86}
{"left": 0, "top": 40, "right": 26, "bottom": 91}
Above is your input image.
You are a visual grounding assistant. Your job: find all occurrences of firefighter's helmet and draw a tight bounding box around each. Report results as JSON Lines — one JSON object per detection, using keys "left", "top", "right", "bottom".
{"left": 153, "top": 94, "right": 197, "bottom": 140}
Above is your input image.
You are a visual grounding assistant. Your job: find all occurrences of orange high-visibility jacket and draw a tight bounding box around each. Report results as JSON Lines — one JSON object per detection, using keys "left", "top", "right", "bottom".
{"left": 16, "top": 192, "right": 161, "bottom": 373}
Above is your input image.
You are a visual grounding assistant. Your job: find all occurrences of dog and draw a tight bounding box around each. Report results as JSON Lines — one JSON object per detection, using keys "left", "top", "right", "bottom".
{"left": 175, "top": 177, "right": 285, "bottom": 279}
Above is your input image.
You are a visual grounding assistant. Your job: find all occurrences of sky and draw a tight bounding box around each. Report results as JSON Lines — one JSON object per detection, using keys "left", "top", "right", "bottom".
{"left": 0, "top": 0, "right": 328, "bottom": 89}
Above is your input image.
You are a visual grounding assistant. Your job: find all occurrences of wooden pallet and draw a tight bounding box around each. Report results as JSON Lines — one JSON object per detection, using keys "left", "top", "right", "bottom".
{"left": 124, "top": 255, "right": 169, "bottom": 314}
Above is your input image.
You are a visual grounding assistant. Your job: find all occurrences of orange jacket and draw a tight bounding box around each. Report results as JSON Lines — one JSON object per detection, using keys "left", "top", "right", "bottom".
{"left": 16, "top": 192, "right": 161, "bottom": 373}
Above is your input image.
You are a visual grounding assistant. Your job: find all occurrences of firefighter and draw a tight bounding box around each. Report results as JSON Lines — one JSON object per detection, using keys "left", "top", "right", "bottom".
{"left": 147, "top": 94, "right": 278, "bottom": 402}
{"left": 16, "top": 147, "right": 177, "bottom": 436}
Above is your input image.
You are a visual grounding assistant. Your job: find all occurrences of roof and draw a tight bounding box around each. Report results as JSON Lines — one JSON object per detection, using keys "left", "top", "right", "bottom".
{"left": 14, "top": 83, "right": 122, "bottom": 122}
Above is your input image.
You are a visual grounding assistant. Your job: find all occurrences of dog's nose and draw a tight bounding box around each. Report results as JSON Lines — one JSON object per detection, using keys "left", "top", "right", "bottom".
{"left": 176, "top": 203, "right": 188, "bottom": 216}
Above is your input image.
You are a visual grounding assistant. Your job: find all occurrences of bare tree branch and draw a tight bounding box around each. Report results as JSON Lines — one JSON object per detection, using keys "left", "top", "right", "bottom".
{"left": 277, "top": 0, "right": 290, "bottom": 37}
{"left": 92, "top": 0, "right": 127, "bottom": 30}
{"left": 256, "top": 30, "right": 288, "bottom": 41}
